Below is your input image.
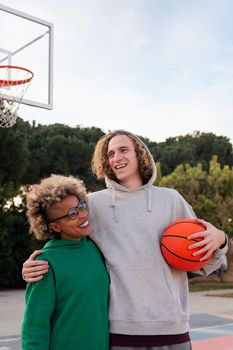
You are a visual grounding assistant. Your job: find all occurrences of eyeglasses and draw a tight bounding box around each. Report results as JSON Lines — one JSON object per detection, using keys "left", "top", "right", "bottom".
{"left": 50, "top": 200, "right": 88, "bottom": 222}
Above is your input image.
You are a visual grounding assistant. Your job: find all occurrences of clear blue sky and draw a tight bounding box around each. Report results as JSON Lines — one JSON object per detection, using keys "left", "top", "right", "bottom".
{"left": 1, "top": 0, "right": 233, "bottom": 143}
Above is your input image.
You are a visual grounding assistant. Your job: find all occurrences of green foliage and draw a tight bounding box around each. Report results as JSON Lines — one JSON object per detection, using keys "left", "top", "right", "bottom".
{"left": 0, "top": 118, "right": 30, "bottom": 189}
{"left": 21, "top": 123, "right": 105, "bottom": 191}
{"left": 149, "top": 131, "right": 233, "bottom": 175}
{"left": 189, "top": 283, "right": 233, "bottom": 292}
{"left": 159, "top": 156, "right": 233, "bottom": 236}
{"left": 0, "top": 197, "right": 40, "bottom": 288}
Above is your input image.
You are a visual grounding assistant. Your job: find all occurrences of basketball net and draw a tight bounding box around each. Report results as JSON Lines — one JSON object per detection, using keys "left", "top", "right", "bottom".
{"left": 0, "top": 65, "right": 34, "bottom": 128}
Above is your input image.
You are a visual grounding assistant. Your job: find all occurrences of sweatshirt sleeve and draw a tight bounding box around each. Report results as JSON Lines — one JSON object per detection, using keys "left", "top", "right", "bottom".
{"left": 194, "top": 237, "right": 228, "bottom": 276}
{"left": 21, "top": 261, "right": 56, "bottom": 350}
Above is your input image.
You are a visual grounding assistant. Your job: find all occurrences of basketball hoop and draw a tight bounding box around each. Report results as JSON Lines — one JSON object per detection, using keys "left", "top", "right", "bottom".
{"left": 0, "top": 65, "right": 34, "bottom": 128}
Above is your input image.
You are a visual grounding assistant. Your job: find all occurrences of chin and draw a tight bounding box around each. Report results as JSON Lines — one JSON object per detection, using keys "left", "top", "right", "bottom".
{"left": 116, "top": 174, "right": 127, "bottom": 182}
{"left": 82, "top": 228, "right": 92, "bottom": 236}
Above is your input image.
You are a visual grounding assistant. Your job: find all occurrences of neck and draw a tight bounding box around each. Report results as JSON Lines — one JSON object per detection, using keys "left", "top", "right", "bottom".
{"left": 119, "top": 176, "right": 143, "bottom": 191}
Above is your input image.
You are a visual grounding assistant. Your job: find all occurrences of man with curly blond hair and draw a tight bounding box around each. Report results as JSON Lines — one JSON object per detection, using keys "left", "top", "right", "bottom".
{"left": 23, "top": 130, "right": 227, "bottom": 350}
{"left": 21, "top": 174, "right": 109, "bottom": 350}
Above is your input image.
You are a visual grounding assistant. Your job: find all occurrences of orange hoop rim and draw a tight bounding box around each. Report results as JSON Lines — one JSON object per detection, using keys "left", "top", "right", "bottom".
{"left": 0, "top": 65, "right": 34, "bottom": 86}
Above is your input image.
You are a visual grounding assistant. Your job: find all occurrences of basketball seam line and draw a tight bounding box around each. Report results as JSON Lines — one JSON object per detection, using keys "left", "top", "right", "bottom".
{"left": 162, "top": 235, "right": 200, "bottom": 242}
{"left": 161, "top": 243, "right": 209, "bottom": 262}
{"left": 165, "top": 220, "right": 205, "bottom": 231}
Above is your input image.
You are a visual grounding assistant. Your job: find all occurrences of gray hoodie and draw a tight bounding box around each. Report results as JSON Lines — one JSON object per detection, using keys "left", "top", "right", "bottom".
{"left": 89, "top": 140, "right": 227, "bottom": 336}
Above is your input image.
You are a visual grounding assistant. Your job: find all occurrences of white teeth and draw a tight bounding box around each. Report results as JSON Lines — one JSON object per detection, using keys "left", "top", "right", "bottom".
{"left": 79, "top": 221, "right": 89, "bottom": 227}
{"left": 115, "top": 164, "right": 126, "bottom": 169}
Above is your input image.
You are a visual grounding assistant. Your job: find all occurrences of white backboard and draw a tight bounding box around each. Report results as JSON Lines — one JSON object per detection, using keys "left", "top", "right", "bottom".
{"left": 0, "top": 4, "right": 54, "bottom": 109}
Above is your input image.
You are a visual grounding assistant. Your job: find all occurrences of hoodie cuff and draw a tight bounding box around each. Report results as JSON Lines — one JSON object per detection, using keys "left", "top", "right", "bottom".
{"left": 219, "top": 234, "right": 228, "bottom": 249}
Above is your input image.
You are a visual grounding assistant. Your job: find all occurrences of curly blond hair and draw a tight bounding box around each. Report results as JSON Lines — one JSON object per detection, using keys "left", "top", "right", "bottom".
{"left": 92, "top": 130, "right": 154, "bottom": 184}
{"left": 26, "top": 174, "right": 87, "bottom": 241}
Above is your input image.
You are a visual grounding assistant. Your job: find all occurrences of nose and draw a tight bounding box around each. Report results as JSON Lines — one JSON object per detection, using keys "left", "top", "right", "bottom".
{"left": 113, "top": 151, "right": 123, "bottom": 162}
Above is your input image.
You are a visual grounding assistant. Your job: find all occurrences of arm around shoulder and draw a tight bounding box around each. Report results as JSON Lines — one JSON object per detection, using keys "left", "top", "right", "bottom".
{"left": 22, "top": 250, "right": 49, "bottom": 283}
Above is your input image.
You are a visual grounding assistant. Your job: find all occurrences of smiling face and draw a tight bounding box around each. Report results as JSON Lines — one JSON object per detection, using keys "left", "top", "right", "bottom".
{"left": 48, "top": 195, "right": 91, "bottom": 240}
{"left": 107, "top": 135, "right": 143, "bottom": 190}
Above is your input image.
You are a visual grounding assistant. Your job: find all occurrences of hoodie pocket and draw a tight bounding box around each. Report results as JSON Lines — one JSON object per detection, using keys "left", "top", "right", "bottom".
{"left": 108, "top": 264, "right": 188, "bottom": 322}
{"left": 162, "top": 264, "right": 189, "bottom": 319}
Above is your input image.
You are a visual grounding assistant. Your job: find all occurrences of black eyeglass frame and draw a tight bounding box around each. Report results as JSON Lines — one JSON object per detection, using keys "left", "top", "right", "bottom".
{"left": 49, "top": 199, "right": 88, "bottom": 223}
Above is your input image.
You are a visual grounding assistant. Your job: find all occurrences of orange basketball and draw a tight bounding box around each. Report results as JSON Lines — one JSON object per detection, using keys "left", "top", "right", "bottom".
{"left": 161, "top": 218, "right": 211, "bottom": 271}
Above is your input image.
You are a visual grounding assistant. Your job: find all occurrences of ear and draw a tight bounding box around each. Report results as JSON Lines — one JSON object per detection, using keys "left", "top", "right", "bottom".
{"left": 49, "top": 222, "right": 60, "bottom": 233}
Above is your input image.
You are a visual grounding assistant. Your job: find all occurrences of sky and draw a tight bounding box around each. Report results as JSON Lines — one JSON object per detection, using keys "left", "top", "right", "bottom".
{"left": 1, "top": 0, "right": 233, "bottom": 143}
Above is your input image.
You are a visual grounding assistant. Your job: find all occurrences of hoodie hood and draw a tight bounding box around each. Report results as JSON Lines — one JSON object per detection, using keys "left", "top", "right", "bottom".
{"left": 104, "top": 136, "right": 157, "bottom": 221}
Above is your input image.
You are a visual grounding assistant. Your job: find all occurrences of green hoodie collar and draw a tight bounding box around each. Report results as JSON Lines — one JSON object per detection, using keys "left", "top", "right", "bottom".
{"left": 43, "top": 237, "right": 87, "bottom": 250}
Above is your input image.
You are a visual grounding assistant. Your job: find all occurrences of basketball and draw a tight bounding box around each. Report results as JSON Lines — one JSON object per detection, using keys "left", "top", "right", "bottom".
{"left": 161, "top": 218, "right": 211, "bottom": 271}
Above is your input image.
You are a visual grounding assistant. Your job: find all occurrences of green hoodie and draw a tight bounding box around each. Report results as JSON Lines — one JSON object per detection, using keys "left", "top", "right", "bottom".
{"left": 21, "top": 238, "right": 109, "bottom": 350}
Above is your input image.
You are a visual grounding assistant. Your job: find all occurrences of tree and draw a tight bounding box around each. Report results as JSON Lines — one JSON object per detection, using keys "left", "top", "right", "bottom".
{"left": 0, "top": 118, "right": 30, "bottom": 189}
{"left": 159, "top": 156, "right": 233, "bottom": 236}
{"left": 149, "top": 131, "right": 233, "bottom": 175}
{"left": 21, "top": 123, "right": 104, "bottom": 190}
{"left": 0, "top": 188, "right": 39, "bottom": 288}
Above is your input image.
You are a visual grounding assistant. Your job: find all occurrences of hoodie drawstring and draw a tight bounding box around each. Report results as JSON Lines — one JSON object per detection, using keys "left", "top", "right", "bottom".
{"left": 111, "top": 188, "right": 152, "bottom": 222}
{"left": 111, "top": 189, "right": 119, "bottom": 222}
{"left": 147, "top": 188, "right": 152, "bottom": 212}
